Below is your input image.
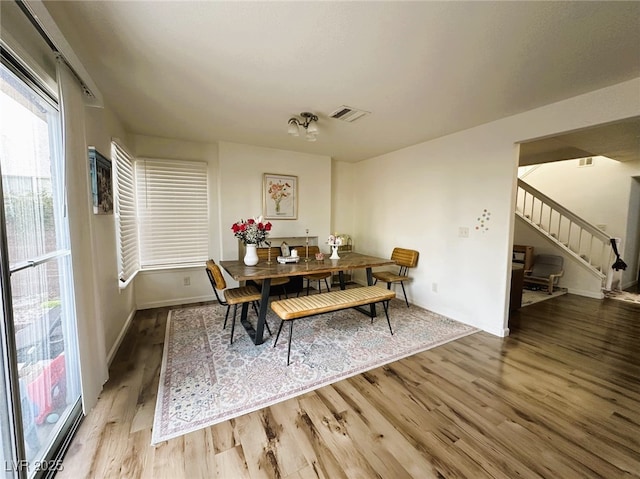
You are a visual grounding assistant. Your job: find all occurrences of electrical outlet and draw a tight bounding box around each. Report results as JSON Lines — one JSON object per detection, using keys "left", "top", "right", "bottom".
{"left": 183, "top": 276, "right": 191, "bottom": 286}
{"left": 459, "top": 226, "right": 469, "bottom": 238}
{"left": 432, "top": 282, "right": 438, "bottom": 293}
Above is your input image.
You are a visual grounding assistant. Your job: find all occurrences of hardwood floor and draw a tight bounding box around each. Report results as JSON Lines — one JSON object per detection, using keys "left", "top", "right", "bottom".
{"left": 57, "top": 295, "right": 640, "bottom": 478}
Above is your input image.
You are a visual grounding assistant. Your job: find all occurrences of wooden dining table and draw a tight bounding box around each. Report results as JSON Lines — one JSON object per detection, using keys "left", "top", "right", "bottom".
{"left": 219, "top": 252, "right": 395, "bottom": 345}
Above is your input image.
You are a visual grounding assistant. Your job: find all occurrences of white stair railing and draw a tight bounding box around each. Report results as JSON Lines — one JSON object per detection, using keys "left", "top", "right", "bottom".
{"left": 516, "top": 179, "right": 615, "bottom": 285}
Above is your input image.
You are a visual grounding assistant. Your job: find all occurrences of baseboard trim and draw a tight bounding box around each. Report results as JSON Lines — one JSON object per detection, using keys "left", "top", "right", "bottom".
{"left": 107, "top": 308, "right": 136, "bottom": 366}
{"left": 136, "top": 295, "right": 213, "bottom": 310}
{"left": 566, "top": 288, "right": 604, "bottom": 299}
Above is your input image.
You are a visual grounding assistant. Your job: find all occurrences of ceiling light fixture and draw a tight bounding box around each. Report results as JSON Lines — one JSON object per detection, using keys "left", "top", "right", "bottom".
{"left": 288, "top": 112, "right": 319, "bottom": 142}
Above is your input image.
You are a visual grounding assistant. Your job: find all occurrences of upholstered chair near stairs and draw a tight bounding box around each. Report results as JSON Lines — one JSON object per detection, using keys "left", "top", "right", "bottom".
{"left": 523, "top": 254, "right": 564, "bottom": 294}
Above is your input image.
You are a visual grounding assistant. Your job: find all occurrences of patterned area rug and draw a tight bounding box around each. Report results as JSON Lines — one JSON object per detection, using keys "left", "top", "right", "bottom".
{"left": 605, "top": 290, "right": 640, "bottom": 305}
{"left": 152, "top": 299, "right": 478, "bottom": 444}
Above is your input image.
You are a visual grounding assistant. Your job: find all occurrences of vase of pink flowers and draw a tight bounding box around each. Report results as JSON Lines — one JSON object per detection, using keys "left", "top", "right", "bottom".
{"left": 327, "top": 233, "right": 343, "bottom": 260}
{"left": 231, "top": 216, "right": 272, "bottom": 265}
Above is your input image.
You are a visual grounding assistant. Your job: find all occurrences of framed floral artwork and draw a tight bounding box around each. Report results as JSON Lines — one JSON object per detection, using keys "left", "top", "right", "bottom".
{"left": 263, "top": 173, "right": 297, "bottom": 220}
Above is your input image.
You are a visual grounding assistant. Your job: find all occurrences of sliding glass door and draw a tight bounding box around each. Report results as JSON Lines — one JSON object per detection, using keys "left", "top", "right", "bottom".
{"left": 1, "top": 55, "right": 81, "bottom": 478}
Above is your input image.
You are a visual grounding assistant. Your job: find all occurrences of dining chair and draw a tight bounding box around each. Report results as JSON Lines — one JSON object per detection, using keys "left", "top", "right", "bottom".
{"left": 255, "top": 246, "right": 291, "bottom": 298}
{"left": 372, "top": 247, "right": 419, "bottom": 307}
{"left": 297, "top": 245, "right": 332, "bottom": 296}
{"left": 205, "top": 260, "right": 270, "bottom": 344}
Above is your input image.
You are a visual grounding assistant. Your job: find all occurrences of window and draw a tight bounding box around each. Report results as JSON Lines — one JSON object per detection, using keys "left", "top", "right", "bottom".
{"left": 113, "top": 147, "right": 209, "bottom": 279}
{"left": 112, "top": 140, "right": 139, "bottom": 284}
{"left": 1, "top": 53, "right": 82, "bottom": 475}
{"left": 136, "top": 158, "right": 208, "bottom": 268}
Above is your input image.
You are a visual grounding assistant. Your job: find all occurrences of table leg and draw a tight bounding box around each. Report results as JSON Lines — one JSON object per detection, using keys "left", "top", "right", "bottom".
{"left": 237, "top": 278, "right": 271, "bottom": 345}
{"left": 238, "top": 302, "right": 255, "bottom": 342}
{"left": 366, "top": 267, "right": 374, "bottom": 286}
{"left": 367, "top": 267, "right": 378, "bottom": 317}
{"left": 254, "top": 278, "right": 271, "bottom": 345}
{"left": 338, "top": 270, "right": 346, "bottom": 290}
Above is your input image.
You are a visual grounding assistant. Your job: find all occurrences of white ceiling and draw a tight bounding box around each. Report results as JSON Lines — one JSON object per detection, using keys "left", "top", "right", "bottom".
{"left": 42, "top": 1, "right": 640, "bottom": 163}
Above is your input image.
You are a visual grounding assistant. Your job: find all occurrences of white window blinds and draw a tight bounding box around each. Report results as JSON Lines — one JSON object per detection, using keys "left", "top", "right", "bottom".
{"left": 135, "top": 158, "right": 208, "bottom": 268}
{"left": 112, "top": 140, "right": 140, "bottom": 284}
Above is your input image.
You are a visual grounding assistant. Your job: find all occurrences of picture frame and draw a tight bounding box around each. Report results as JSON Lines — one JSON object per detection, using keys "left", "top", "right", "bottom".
{"left": 88, "top": 146, "right": 113, "bottom": 215}
{"left": 263, "top": 173, "right": 298, "bottom": 220}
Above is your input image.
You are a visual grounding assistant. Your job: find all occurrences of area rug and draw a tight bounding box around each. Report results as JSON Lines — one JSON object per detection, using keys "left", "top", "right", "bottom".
{"left": 151, "top": 299, "right": 478, "bottom": 444}
{"left": 605, "top": 290, "right": 640, "bottom": 305}
{"left": 521, "top": 288, "right": 567, "bottom": 306}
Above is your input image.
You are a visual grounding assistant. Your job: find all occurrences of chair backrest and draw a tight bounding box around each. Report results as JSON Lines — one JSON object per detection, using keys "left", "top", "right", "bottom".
{"left": 256, "top": 246, "right": 281, "bottom": 261}
{"left": 205, "top": 259, "right": 227, "bottom": 291}
{"left": 391, "top": 248, "right": 419, "bottom": 269}
{"left": 530, "top": 254, "right": 563, "bottom": 278}
{"left": 305, "top": 245, "right": 321, "bottom": 257}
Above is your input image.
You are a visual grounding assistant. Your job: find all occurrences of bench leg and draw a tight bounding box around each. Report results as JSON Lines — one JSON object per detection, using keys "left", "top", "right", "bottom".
{"left": 287, "top": 321, "right": 294, "bottom": 366}
{"left": 383, "top": 301, "right": 393, "bottom": 335}
{"left": 273, "top": 320, "right": 294, "bottom": 366}
{"left": 273, "top": 320, "right": 285, "bottom": 347}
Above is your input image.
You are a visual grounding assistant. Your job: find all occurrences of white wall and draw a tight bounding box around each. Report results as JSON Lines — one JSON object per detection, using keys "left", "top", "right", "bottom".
{"left": 331, "top": 160, "right": 356, "bottom": 239}
{"left": 348, "top": 78, "right": 640, "bottom": 337}
{"left": 83, "top": 106, "right": 136, "bottom": 362}
{"left": 218, "top": 142, "right": 332, "bottom": 269}
{"left": 353, "top": 129, "right": 519, "bottom": 336}
{"left": 520, "top": 156, "right": 640, "bottom": 288}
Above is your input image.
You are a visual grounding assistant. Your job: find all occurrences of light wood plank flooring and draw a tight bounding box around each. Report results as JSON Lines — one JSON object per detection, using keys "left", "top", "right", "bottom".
{"left": 57, "top": 295, "right": 640, "bottom": 478}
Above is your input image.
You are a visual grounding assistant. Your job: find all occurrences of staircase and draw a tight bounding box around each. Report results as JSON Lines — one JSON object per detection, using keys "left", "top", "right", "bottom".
{"left": 515, "top": 179, "right": 616, "bottom": 290}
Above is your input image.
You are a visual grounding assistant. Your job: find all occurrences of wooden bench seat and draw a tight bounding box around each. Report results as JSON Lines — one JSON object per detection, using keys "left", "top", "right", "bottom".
{"left": 271, "top": 285, "right": 396, "bottom": 365}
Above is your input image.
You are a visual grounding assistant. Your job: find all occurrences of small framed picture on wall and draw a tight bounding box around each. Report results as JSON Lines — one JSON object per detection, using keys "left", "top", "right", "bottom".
{"left": 89, "top": 146, "right": 113, "bottom": 214}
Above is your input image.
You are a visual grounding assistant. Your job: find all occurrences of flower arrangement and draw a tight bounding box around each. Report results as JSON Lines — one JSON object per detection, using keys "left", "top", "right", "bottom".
{"left": 327, "top": 234, "right": 343, "bottom": 247}
{"left": 267, "top": 180, "right": 291, "bottom": 214}
{"left": 231, "top": 216, "right": 272, "bottom": 245}
{"left": 327, "top": 233, "right": 343, "bottom": 259}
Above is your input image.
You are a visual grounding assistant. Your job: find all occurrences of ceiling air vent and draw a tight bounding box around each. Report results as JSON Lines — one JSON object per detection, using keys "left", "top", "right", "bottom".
{"left": 329, "top": 105, "right": 370, "bottom": 123}
{"left": 578, "top": 157, "right": 594, "bottom": 167}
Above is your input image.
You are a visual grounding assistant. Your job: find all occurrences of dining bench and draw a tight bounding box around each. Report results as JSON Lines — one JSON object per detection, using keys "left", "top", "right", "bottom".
{"left": 270, "top": 285, "right": 396, "bottom": 365}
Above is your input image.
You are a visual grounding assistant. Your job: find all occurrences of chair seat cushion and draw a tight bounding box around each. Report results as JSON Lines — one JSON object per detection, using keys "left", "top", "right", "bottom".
{"left": 373, "top": 271, "right": 409, "bottom": 283}
{"left": 224, "top": 285, "right": 262, "bottom": 305}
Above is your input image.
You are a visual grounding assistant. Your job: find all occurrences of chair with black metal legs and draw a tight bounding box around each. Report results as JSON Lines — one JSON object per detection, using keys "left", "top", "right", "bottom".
{"left": 205, "top": 260, "right": 271, "bottom": 344}
{"left": 296, "top": 246, "right": 331, "bottom": 296}
{"left": 372, "top": 247, "right": 419, "bottom": 307}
